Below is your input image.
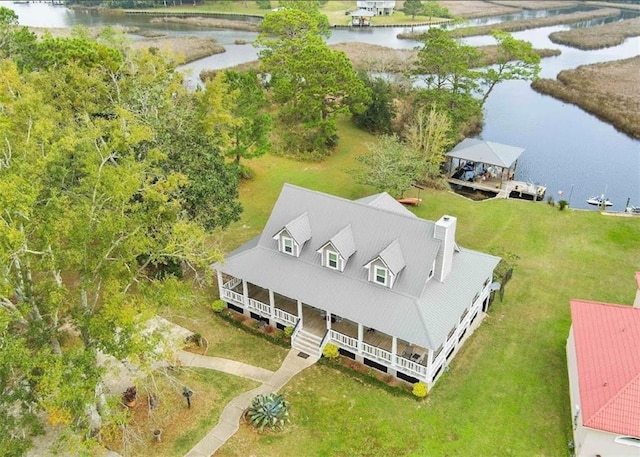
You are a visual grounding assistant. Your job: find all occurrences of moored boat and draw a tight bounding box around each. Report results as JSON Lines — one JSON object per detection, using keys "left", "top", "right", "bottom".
{"left": 586, "top": 196, "right": 613, "bottom": 207}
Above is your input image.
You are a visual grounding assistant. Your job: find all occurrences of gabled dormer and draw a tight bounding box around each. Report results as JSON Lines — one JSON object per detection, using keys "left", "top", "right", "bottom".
{"left": 317, "top": 225, "right": 356, "bottom": 272}
{"left": 364, "top": 239, "right": 405, "bottom": 288}
{"left": 272, "top": 212, "right": 311, "bottom": 257}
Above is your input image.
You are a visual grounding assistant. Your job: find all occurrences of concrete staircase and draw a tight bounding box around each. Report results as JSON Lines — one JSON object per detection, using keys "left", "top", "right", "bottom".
{"left": 291, "top": 328, "right": 324, "bottom": 358}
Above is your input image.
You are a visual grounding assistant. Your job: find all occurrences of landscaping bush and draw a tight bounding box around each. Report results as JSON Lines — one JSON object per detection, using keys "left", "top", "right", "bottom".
{"left": 212, "top": 299, "right": 226, "bottom": 313}
{"left": 215, "top": 310, "right": 291, "bottom": 349}
{"left": 284, "top": 326, "right": 294, "bottom": 338}
{"left": 246, "top": 393, "right": 290, "bottom": 431}
{"left": 322, "top": 343, "right": 340, "bottom": 359}
{"left": 412, "top": 381, "right": 428, "bottom": 399}
{"left": 558, "top": 200, "right": 569, "bottom": 211}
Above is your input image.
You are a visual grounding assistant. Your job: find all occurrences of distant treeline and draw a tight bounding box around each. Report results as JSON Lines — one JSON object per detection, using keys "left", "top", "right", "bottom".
{"left": 65, "top": 0, "right": 205, "bottom": 8}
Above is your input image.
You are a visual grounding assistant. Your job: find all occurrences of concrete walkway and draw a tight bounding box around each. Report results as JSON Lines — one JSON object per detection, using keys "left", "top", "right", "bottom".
{"left": 183, "top": 349, "right": 318, "bottom": 457}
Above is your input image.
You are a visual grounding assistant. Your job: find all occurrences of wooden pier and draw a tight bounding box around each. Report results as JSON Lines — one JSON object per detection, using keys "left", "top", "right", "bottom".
{"left": 448, "top": 177, "right": 546, "bottom": 201}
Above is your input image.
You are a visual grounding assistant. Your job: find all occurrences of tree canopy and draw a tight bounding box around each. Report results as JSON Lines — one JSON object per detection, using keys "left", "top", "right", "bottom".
{"left": 0, "top": 15, "right": 241, "bottom": 454}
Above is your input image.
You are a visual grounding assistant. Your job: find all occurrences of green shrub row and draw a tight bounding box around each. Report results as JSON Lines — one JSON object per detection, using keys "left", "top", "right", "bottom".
{"left": 317, "top": 357, "right": 414, "bottom": 399}
{"left": 214, "top": 309, "right": 292, "bottom": 349}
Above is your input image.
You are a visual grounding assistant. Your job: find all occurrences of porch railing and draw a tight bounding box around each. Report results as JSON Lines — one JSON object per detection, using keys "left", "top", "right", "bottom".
{"left": 223, "top": 277, "right": 241, "bottom": 291}
{"left": 222, "top": 288, "right": 244, "bottom": 305}
{"left": 362, "top": 342, "right": 392, "bottom": 363}
{"left": 329, "top": 329, "right": 359, "bottom": 351}
{"left": 247, "top": 297, "right": 271, "bottom": 315}
{"left": 395, "top": 356, "right": 427, "bottom": 377}
{"left": 274, "top": 307, "right": 298, "bottom": 326}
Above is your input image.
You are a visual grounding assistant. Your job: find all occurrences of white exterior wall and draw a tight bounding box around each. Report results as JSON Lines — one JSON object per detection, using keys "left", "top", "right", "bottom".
{"left": 434, "top": 215, "right": 456, "bottom": 282}
{"left": 567, "top": 328, "right": 640, "bottom": 457}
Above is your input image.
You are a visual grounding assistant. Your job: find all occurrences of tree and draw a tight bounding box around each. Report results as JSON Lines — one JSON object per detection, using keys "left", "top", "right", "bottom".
{"left": 257, "top": 7, "right": 369, "bottom": 157}
{"left": 423, "top": 1, "right": 450, "bottom": 21}
{"left": 0, "top": 34, "right": 239, "bottom": 453}
{"left": 403, "top": 0, "right": 425, "bottom": 21}
{"left": 353, "top": 135, "right": 422, "bottom": 197}
{"left": 353, "top": 72, "right": 396, "bottom": 134}
{"left": 479, "top": 31, "right": 541, "bottom": 103}
{"left": 405, "top": 105, "right": 453, "bottom": 184}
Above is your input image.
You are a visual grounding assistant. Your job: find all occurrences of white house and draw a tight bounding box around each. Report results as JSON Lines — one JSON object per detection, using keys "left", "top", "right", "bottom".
{"left": 356, "top": 0, "right": 396, "bottom": 16}
{"left": 567, "top": 280, "right": 640, "bottom": 457}
{"left": 214, "top": 184, "right": 499, "bottom": 388}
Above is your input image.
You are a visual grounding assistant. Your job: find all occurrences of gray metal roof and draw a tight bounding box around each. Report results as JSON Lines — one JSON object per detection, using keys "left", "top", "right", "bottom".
{"left": 376, "top": 239, "right": 405, "bottom": 275}
{"left": 279, "top": 212, "right": 311, "bottom": 246}
{"left": 216, "top": 184, "right": 500, "bottom": 349}
{"left": 356, "top": 192, "right": 417, "bottom": 218}
{"left": 328, "top": 225, "right": 356, "bottom": 260}
{"left": 446, "top": 138, "right": 524, "bottom": 169}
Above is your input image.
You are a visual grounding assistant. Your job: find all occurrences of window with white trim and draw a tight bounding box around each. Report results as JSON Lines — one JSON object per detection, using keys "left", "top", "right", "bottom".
{"left": 282, "top": 236, "right": 294, "bottom": 255}
{"left": 374, "top": 265, "right": 388, "bottom": 286}
{"left": 327, "top": 250, "right": 339, "bottom": 270}
{"left": 615, "top": 436, "right": 640, "bottom": 447}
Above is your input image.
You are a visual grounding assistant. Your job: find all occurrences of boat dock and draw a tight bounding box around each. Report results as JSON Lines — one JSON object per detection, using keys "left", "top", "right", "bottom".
{"left": 448, "top": 177, "right": 546, "bottom": 201}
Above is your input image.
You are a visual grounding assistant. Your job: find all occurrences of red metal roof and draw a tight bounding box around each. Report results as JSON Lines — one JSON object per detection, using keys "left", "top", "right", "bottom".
{"left": 570, "top": 299, "right": 640, "bottom": 437}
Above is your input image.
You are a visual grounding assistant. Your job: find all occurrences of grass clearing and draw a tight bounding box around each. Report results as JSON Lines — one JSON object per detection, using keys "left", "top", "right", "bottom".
{"left": 102, "top": 368, "right": 259, "bottom": 457}
{"left": 206, "top": 115, "right": 639, "bottom": 455}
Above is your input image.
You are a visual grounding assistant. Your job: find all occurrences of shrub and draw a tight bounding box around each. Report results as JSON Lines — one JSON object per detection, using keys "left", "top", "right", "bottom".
{"left": 322, "top": 343, "right": 340, "bottom": 359}
{"left": 558, "top": 200, "right": 569, "bottom": 210}
{"left": 246, "top": 393, "right": 289, "bottom": 431}
{"left": 212, "top": 299, "right": 226, "bottom": 313}
{"left": 547, "top": 196, "right": 555, "bottom": 206}
{"left": 412, "top": 382, "right": 428, "bottom": 398}
{"left": 283, "top": 326, "right": 294, "bottom": 338}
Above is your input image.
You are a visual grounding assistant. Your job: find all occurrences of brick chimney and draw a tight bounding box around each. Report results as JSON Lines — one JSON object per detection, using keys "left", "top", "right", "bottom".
{"left": 434, "top": 215, "right": 457, "bottom": 282}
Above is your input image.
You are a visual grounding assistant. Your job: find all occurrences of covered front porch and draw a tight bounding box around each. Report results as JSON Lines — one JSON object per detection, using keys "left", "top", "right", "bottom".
{"left": 300, "top": 306, "right": 431, "bottom": 381}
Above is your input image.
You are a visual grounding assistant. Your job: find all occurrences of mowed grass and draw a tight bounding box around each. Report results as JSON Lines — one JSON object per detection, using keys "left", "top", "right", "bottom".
{"left": 211, "top": 116, "right": 640, "bottom": 456}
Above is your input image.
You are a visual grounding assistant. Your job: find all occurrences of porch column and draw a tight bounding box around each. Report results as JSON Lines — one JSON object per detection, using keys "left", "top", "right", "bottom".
{"left": 425, "top": 349, "right": 434, "bottom": 382}
{"left": 391, "top": 336, "right": 397, "bottom": 367}
{"left": 326, "top": 312, "right": 331, "bottom": 331}
{"left": 357, "top": 323, "right": 363, "bottom": 352}
{"left": 297, "top": 300, "right": 303, "bottom": 326}
{"left": 268, "top": 289, "right": 275, "bottom": 319}
{"left": 216, "top": 269, "right": 223, "bottom": 300}
{"left": 241, "top": 279, "right": 249, "bottom": 306}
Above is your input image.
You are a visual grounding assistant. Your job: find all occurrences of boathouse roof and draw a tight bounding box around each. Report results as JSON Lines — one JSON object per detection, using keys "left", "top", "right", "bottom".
{"left": 447, "top": 138, "right": 524, "bottom": 169}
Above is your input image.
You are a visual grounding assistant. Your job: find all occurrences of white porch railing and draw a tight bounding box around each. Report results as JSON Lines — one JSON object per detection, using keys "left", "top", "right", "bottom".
{"left": 274, "top": 307, "right": 298, "bottom": 326}
{"left": 395, "top": 356, "right": 427, "bottom": 377}
{"left": 222, "top": 288, "right": 245, "bottom": 305}
{"left": 330, "top": 330, "right": 359, "bottom": 351}
{"left": 223, "top": 277, "right": 242, "bottom": 291}
{"left": 247, "top": 298, "right": 271, "bottom": 315}
{"left": 362, "top": 342, "right": 392, "bottom": 363}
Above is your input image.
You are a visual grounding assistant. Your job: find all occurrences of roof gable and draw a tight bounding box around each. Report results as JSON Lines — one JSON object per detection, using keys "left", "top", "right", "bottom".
{"left": 355, "top": 192, "right": 417, "bottom": 218}
{"left": 570, "top": 299, "right": 640, "bottom": 437}
{"left": 370, "top": 239, "right": 405, "bottom": 275}
{"left": 275, "top": 212, "right": 311, "bottom": 246}
{"left": 319, "top": 225, "right": 356, "bottom": 260}
{"left": 446, "top": 138, "right": 524, "bottom": 169}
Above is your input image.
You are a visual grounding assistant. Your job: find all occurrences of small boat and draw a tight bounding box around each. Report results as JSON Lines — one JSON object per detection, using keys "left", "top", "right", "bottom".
{"left": 586, "top": 196, "right": 613, "bottom": 207}
{"left": 625, "top": 205, "right": 640, "bottom": 214}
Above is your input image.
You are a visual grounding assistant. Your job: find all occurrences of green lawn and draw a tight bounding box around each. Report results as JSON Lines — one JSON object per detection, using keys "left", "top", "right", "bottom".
{"left": 207, "top": 116, "right": 639, "bottom": 456}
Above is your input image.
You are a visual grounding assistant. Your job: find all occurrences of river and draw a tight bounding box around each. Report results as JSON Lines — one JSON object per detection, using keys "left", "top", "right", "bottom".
{"left": 5, "top": 3, "right": 640, "bottom": 210}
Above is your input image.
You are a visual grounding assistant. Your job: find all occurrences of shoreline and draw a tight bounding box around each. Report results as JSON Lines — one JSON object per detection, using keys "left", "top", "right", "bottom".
{"left": 549, "top": 16, "right": 640, "bottom": 50}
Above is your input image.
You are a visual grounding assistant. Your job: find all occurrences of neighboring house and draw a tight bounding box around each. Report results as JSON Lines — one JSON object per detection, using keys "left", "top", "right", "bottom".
{"left": 566, "top": 275, "right": 640, "bottom": 457}
{"left": 356, "top": 0, "right": 396, "bottom": 16}
{"left": 214, "top": 184, "right": 500, "bottom": 388}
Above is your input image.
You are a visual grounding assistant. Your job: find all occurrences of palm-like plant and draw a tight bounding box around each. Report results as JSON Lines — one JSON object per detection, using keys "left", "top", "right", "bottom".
{"left": 246, "top": 393, "right": 290, "bottom": 431}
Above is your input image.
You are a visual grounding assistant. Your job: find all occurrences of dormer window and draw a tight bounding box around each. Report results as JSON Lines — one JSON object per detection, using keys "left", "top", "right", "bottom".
{"left": 374, "top": 265, "right": 388, "bottom": 286}
{"left": 327, "top": 250, "right": 339, "bottom": 270}
{"left": 282, "top": 236, "right": 294, "bottom": 255}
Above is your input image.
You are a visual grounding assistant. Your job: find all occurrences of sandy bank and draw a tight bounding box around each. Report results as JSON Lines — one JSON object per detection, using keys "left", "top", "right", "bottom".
{"left": 531, "top": 56, "right": 640, "bottom": 139}
{"left": 549, "top": 16, "right": 640, "bottom": 49}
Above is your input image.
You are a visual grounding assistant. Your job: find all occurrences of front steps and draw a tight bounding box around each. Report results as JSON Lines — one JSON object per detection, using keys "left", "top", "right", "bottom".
{"left": 291, "top": 329, "right": 323, "bottom": 358}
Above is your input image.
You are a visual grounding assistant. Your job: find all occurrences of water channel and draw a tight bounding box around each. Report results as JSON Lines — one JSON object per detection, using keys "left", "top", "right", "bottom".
{"left": 6, "top": 3, "right": 640, "bottom": 210}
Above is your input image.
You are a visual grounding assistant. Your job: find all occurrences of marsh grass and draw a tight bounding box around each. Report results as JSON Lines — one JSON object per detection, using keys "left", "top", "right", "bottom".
{"left": 549, "top": 16, "right": 640, "bottom": 50}
{"left": 532, "top": 56, "right": 640, "bottom": 139}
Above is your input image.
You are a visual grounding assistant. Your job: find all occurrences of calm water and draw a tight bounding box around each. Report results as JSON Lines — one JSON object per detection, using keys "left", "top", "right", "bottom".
{"left": 6, "top": 3, "right": 640, "bottom": 210}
